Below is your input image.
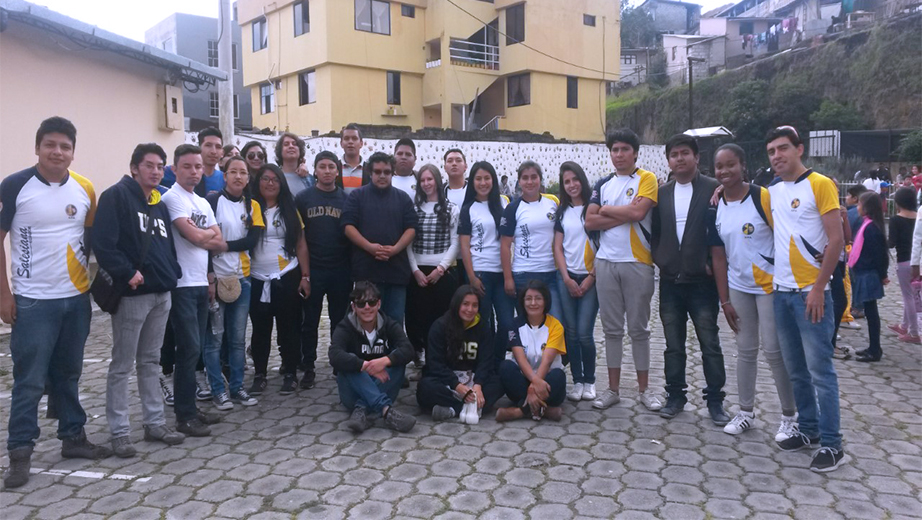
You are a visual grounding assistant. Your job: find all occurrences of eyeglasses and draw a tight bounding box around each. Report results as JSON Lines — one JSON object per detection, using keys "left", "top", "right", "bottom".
{"left": 247, "top": 152, "right": 266, "bottom": 160}
{"left": 353, "top": 298, "right": 379, "bottom": 308}
{"left": 259, "top": 176, "right": 279, "bottom": 184}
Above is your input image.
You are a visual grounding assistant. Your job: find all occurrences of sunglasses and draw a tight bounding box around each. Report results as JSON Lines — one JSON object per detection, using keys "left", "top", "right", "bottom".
{"left": 353, "top": 298, "right": 379, "bottom": 308}
{"left": 247, "top": 152, "right": 266, "bottom": 160}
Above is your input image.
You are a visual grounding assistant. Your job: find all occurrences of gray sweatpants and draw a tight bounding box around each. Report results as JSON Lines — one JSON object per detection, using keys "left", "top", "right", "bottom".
{"left": 729, "top": 288, "right": 796, "bottom": 414}
{"left": 596, "top": 260, "right": 655, "bottom": 371}
{"left": 106, "top": 292, "right": 172, "bottom": 438}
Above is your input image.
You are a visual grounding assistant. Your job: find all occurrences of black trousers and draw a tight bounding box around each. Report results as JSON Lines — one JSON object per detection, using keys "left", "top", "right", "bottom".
{"left": 416, "top": 374, "right": 504, "bottom": 414}
{"left": 250, "top": 269, "right": 303, "bottom": 376}
{"left": 405, "top": 266, "right": 459, "bottom": 358}
{"left": 830, "top": 262, "right": 848, "bottom": 348}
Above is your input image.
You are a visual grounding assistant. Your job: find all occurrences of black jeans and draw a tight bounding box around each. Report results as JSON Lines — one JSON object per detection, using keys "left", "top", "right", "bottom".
{"left": 406, "top": 266, "right": 459, "bottom": 358}
{"left": 250, "top": 269, "right": 303, "bottom": 376}
{"left": 864, "top": 299, "right": 882, "bottom": 357}
{"left": 170, "top": 286, "right": 209, "bottom": 422}
{"left": 416, "top": 374, "right": 504, "bottom": 414}
{"left": 499, "top": 360, "right": 566, "bottom": 412}
{"left": 301, "top": 266, "right": 352, "bottom": 372}
{"left": 659, "top": 279, "right": 726, "bottom": 403}
{"left": 830, "top": 262, "right": 847, "bottom": 347}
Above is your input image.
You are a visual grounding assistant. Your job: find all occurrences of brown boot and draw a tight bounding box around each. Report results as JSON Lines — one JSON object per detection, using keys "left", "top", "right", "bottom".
{"left": 495, "top": 407, "right": 524, "bottom": 422}
{"left": 544, "top": 407, "right": 563, "bottom": 422}
{"left": 3, "top": 446, "right": 33, "bottom": 489}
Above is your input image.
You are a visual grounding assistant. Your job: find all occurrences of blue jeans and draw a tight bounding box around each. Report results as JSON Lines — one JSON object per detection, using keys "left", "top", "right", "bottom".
{"left": 205, "top": 278, "right": 251, "bottom": 395}
{"left": 336, "top": 365, "right": 406, "bottom": 415}
{"left": 377, "top": 283, "right": 407, "bottom": 325}
{"left": 557, "top": 272, "right": 599, "bottom": 384}
{"left": 473, "top": 271, "right": 516, "bottom": 371}
{"left": 499, "top": 360, "right": 566, "bottom": 411}
{"left": 774, "top": 290, "right": 842, "bottom": 449}
{"left": 170, "top": 286, "right": 209, "bottom": 422}
{"left": 8, "top": 293, "right": 91, "bottom": 450}
{"left": 513, "top": 271, "right": 563, "bottom": 324}
{"left": 301, "top": 267, "right": 352, "bottom": 371}
{"left": 659, "top": 279, "right": 726, "bottom": 403}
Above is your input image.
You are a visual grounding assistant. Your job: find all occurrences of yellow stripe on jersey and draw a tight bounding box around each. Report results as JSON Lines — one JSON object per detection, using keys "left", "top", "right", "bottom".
{"left": 637, "top": 169, "right": 659, "bottom": 204}
{"left": 630, "top": 225, "right": 653, "bottom": 265}
{"left": 278, "top": 255, "right": 291, "bottom": 272}
{"left": 240, "top": 252, "right": 251, "bottom": 277}
{"left": 789, "top": 235, "right": 820, "bottom": 289}
{"left": 251, "top": 200, "right": 265, "bottom": 227}
{"left": 67, "top": 243, "right": 90, "bottom": 293}
{"left": 809, "top": 173, "right": 840, "bottom": 216}
{"left": 541, "top": 193, "right": 560, "bottom": 205}
{"left": 545, "top": 315, "right": 566, "bottom": 354}
{"left": 70, "top": 171, "right": 97, "bottom": 226}
{"left": 752, "top": 263, "right": 773, "bottom": 294}
{"left": 583, "top": 239, "right": 595, "bottom": 273}
{"left": 759, "top": 187, "right": 773, "bottom": 229}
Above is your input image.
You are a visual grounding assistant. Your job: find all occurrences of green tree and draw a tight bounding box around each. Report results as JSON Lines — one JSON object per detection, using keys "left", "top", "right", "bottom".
{"left": 897, "top": 129, "right": 922, "bottom": 163}
{"left": 768, "top": 80, "right": 822, "bottom": 133}
{"left": 621, "top": 1, "right": 658, "bottom": 49}
{"left": 721, "top": 80, "right": 771, "bottom": 141}
{"left": 810, "top": 100, "right": 866, "bottom": 130}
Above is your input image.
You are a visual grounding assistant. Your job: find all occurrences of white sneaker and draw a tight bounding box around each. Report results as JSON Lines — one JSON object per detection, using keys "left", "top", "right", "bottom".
{"left": 724, "top": 411, "right": 755, "bottom": 435}
{"left": 567, "top": 383, "right": 584, "bottom": 402}
{"left": 639, "top": 391, "right": 663, "bottom": 411}
{"left": 461, "top": 402, "right": 480, "bottom": 425}
{"left": 159, "top": 374, "right": 174, "bottom": 406}
{"left": 195, "top": 371, "right": 212, "bottom": 401}
{"left": 775, "top": 414, "right": 798, "bottom": 442}
{"left": 582, "top": 383, "right": 597, "bottom": 401}
{"left": 592, "top": 389, "right": 620, "bottom": 409}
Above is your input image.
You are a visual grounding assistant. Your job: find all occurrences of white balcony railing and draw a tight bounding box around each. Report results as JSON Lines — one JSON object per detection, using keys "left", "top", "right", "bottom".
{"left": 449, "top": 39, "right": 499, "bottom": 70}
{"left": 426, "top": 59, "right": 442, "bottom": 69}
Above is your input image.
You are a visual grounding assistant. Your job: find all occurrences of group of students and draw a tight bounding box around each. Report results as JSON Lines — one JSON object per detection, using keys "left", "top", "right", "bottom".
{"left": 4, "top": 118, "right": 910, "bottom": 490}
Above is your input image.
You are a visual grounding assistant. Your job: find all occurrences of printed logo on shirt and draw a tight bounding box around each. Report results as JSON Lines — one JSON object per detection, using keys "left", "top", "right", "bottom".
{"left": 742, "top": 223, "right": 755, "bottom": 236}
{"left": 546, "top": 212, "right": 555, "bottom": 221}
{"left": 65, "top": 204, "right": 77, "bottom": 219}
{"left": 138, "top": 213, "right": 169, "bottom": 237}
{"left": 240, "top": 212, "right": 247, "bottom": 224}
{"left": 517, "top": 224, "right": 532, "bottom": 258}
{"left": 16, "top": 226, "right": 33, "bottom": 278}
{"left": 626, "top": 187, "right": 634, "bottom": 198}
{"left": 461, "top": 341, "right": 479, "bottom": 360}
{"left": 272, "top": 216, "right": 282, "bottom": 228}
{"left": 791, "top": 198, "right": 800, "bottom": 209}
{"left": 361, "top": 337, "right": 386, "bottom": 356}
{"left": 305, "top": 206, "right": 342, "bottom": 219}
{"left": 472, "top": 222, "right": 485, "bottom": 252}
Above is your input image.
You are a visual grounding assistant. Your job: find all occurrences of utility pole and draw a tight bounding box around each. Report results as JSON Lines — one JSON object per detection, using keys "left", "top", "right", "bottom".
{"left": 218, "top": 0, "right": 234, "bottom": 143}
{"left": 687, "top": 56, "right": 705, "bottom": 129}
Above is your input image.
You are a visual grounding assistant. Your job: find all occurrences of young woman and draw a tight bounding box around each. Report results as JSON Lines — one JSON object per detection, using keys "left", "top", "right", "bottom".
{"left": 458, "top": 162, "right": 515, "bottom": 371}
{"left": 204, "top": 157, "right": 263, "bottom": 410}
{"left": 708, "top": 144, "right": 797, "bottom": 439}
{"left": 248, "top": 165, "right": 311, "bottom": 395}
{"left": 275, "top": 132, "right": 313, "bottom": 197}
{"left": 500, "top": 161, "right": 562, "bottom": 322}
{"left": 406, "top": 164, "right": 460, "bottom": 364}
{"left": 241, "top": 141, "right": 268, "bottom": 179}
{"left": 889, "top": 187, "right": 919, "bottom": 343}
{"left": 496, "top": 280, "right": 567, "bottom": 422}
{"left": 850, "top": 191, "right": 890, "bottom": 362}
{"left": 416, "top": 286, "right": 504, "bottom": 423}
{"left": 552, "top": 162, "right": 599, "bottom": 402}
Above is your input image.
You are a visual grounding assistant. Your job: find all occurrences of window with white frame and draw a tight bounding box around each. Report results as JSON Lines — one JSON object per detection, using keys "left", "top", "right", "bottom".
{"left": 253, "top": 17, "right": 268, "bottom": 51}
{"left": 294, "top": 1, "right": 310, "bottom": 36}
{"left": 209, "top": 92, "right": 219, "bottom": 117}
{"left": 260, "top": 83, "right": 274, "bottom": 114}
{"left": 207, "top": 40, "right": 219, "bottom": 67}
{"left": 355, "top": 0, "right": 390, "bottom": 35}
{"left": 299, "top": 70, "right": 316, "bottom": 105}
{"left": 621, "top": 55, "right": 636, "bottom": 65}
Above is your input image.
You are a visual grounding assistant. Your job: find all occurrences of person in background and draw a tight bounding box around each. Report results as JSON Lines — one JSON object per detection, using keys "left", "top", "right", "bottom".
{"left": 241, "top": 141, "right": 268, "bottom": 179}
{"left": 552, "top": 162, "right": 599, "bottom": 403}
{"left": 340, "top": 123, "right": 366, "bottom": 194}
{"left": 248, "top": 165, "right": 310, "bottom": 396}
{"left": 888, "top": 187, "right": 920, "bottom": 343}
{"left": 849, "top": 192, "right": 889, "bottom": 362}
{"left": 275, "top": 132, "right": 313, "bottom": 197}
{"left": 219, "top": 144, "right": 240, "bottom": 172}
{"left": 844, "top": 184, "right": 868, "bottom": 320}
{"left": 329, "top": 282, "right": 417, "bottom": 434}
{"left": 393, "top": 137, "right": 418, "bottom": 199}
{"left": 195, "top": 127, "right": 226, "bottom": 197}
{"left": 444, "top": 148, "right": 468, "bottom": 209}
{"left": 500, "top": 174, "right": 514, "bottom": 197}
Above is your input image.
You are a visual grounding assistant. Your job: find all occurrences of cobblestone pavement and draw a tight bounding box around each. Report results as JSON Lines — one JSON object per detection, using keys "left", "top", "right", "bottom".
{"left": 1, "top": 272, "right": 920, "bottom": 520}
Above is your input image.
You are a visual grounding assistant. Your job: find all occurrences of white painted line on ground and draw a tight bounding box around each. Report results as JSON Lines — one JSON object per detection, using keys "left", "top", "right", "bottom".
{"left": 25, "top": 467, "right": 150, "bottom": 482}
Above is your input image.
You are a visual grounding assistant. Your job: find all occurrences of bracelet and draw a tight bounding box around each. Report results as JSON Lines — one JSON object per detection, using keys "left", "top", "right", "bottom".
{"left": 301, "top": 275, "right": 310, "bottom": 282}
{"left": 720, "top": 301, "right": 731, "bottom": 307}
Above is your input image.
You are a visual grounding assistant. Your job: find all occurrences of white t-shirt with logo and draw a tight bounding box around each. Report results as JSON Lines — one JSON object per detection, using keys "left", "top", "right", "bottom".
{"left": 251, "top": 206, "right": 303, "bottom": 278}
{"left": 392, "top": 174, "right": 416, "bottom": 200}
{"left": 499, "top": 194, "right": 559, "bottom": 273}
{"left": 459, "top": 198, "right": 509, "bottom": 273}
{"left": 713, "top": 186, "right": 775, "bottom": 294}
{"left": 211, "top": 196, "right": 264, "bottom": 278}
{"left": 163, "top": 184, "right": 217, "bottom": 288}
{"left": 555, "top": 205, "right": 594, "bottom": 275}
{"left": 588, "top": 169, "right": 658, "bottom": 265}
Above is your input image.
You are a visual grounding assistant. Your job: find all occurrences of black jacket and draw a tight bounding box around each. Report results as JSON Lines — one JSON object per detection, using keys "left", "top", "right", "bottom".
{"left": 328, "top": 310, "right": 416, "bottom": 374}
{"left": 93, "top": 176, "right": 182, "bottom": 295}
{"left": 423, "top": 314, "right": 495, "bottom": 388}
{"left": 854, "top": 221, "right": 890, "bottom": 280}
{"left": 652, "top": 172, "right": 719, "bottom": 284}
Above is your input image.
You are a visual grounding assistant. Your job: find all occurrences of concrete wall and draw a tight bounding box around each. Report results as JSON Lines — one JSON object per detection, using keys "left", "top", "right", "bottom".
{"left": 0, "top": 24, "right": 186, "bottom": 193}
{"left": 646, "top": 1, "right": 700, "bottom": 34}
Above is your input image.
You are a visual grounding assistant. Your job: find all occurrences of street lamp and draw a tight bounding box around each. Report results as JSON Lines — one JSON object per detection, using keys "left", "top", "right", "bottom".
{"left": 687, "top": 56, "right": 706, "bottom": 129}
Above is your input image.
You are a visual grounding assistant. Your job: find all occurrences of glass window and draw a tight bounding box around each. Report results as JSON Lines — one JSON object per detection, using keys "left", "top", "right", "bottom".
{"left": 233, "top": 95, "right": 239, "bottom": 119}
{"left": 356, "top": 0, "right": 390, "bottom": 35}
{"left": 207, "top": 40, "right": 219, "bottom": 68}
{"left": 507, "top": 73, "right": 530, "bottom": 107}
{"left": 294, "top": 1, "right": 310, "bottom": 36}
{"left": 260, "top": 83, "right": 274, "bottom": 114}
{"left": 209, "top": 92, "right": 219, "bottom": 117}
{"left": 232, "top": 44, "right": 238, "bottom": 71}
{"left": 505, "top": 4, "right": 524, "bottom": 45}
{"left": 401, "top": 4, "right": 415, "bottom": 17}
{"left": 299, "top": 70, "right": 316, "bottom": 105}
{"left": 253, "top": 17, "right": 268, "bottom": 51}
{"left": 567, "top": 76, "right": 578, "bottom": 109}
{"left": 621, "top": 55, "right": 636, "bottom": 65}
{"left": 583, "top": 14, "right": 596, "bottom": 26}
{"left": 387, "top": 71, "right": 401, "bottom": 105}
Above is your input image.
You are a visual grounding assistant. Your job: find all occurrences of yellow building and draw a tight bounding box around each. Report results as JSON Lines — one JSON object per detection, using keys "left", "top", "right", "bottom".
{"left": 237, "top": 0, "right": 619, "bottom": 142}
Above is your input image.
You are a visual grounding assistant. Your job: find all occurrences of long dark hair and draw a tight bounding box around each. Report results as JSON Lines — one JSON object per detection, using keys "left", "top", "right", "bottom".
{"left": 462, "top": 161, "right": 504, "bottom": 232}
{"left": 556, "top": 161, "right": 591, "bottom": 222}
{"left": 223, "top": 157, "right": 254, "bottom": 228}
{"left": 444, "top": 285, "right": 480, "bottom": 363}
{"left": 253, "top": 164, "right": 301, "bottom": 258}
{"left": 415, "top": 164, "right": 451, "bottom": 228}
{"left": 858, "top": 191, "right": 886, "bottom": 238}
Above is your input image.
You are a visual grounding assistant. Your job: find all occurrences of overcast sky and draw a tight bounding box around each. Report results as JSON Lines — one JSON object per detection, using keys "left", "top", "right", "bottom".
{"left": 34, "top": 0, "right": 730, "bottom": 44}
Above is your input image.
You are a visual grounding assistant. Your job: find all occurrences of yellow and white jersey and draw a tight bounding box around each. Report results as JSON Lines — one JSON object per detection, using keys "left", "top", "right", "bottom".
{"left": 211, "top": 196, "right": 264, "bottom": 278}
{"left": 589, "top": 168, "right": 658, "bottom": 265}
{"left": 554, "top": 205, "right": 594, "bottom": 275}
{"left": 768, "top": 170, "right": 839, "bottom": 291}
{"left": 0, "top": 168, "right": 96, "bottom": 299}
{"left": 251, "top": 206, "right": 304, "bottom": 278}
{"left": 509, "top": 315, "right": 567, "bottom": 372}
{"left": 714, "top": 184, "right": 774, "bottom": 295}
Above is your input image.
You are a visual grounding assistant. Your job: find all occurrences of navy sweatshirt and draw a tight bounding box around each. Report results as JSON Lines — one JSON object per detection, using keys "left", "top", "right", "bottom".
{"left": 340, "top": 183, "right": 418, "bottom": 285}
{"left": 423, "top": 314, "right": 495, "bottom": 388}
{"left": 295, "top": 186, "right": 350, "bottom": 271}
{"left": 854, "top": 221, "right": 889, "bottom": 281}
{"left": 93, "top": 176, "right": 182, "bottom": 295}
{"left": 328, "top": 310, "right": 416, "bottom": 374}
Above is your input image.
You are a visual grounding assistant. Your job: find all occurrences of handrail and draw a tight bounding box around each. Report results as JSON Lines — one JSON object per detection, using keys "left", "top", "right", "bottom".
{"left": 448, "top": 38, "right": 499, "bottom": 70}
{"left": 480, "top": 115, "right": 503, "bottom": 131}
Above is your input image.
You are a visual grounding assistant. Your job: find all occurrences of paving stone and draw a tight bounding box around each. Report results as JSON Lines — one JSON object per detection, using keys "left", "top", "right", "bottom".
{"left": 505, "top": 468, "right": 547, "bottom": 488}
{"left": 447, "top": 490, "right": 492, "bottom": 513}
{"left": 493, "top": 485, "right": 537, "bottom": 508}
{"left": 745, "top": 492, "right": 793, "bottom": 513}
{"left": 659, "top": 503, "right": 706, "bottom": 520}
{"left": 195, "top": 479, "right": 245, "bottom": 503}
{"left": 395, "top": 494, "right": 445, "bottom": 517}
{"left": 142, "top": 485, "right": 194, "bottom": 508}
{"left": 321, "top": 484, "right": 368, "bottom": 506}
{"left": 347, "top": 500, "right": 394, "bottom": 520}
{"left": 661, "top": 482, "right": 707, "bottom": 503}
{"left": 21, "top": 483, "right": 74, "bottom": 506}
{"left": 272, "top": 489, "right": 320, "bottom": 511}
{"left": 621, "top": 470, "right": 664, "bottom": 490}
{"left": 528, "top": 503, "right": 574, "bottom": 520}
{"left": 580, "top": 476, "right": 622, "bottom": 496}
{"left": 88, "top": 492, "right": 142, "bottom": 515}
{"left": 214, "top": 495, "right": 265, "bottom": 518}
{"left": 416, "top": 476, "right": 460, "bottom": 497}
{"left": 108, "top": 507, "right": 163, "bottom": 520}
{"left": 479, "top": 506, "right": 527, "bottom": 520}
{"left": 537, "top": 481, "right": 581, "bottom": 503}
{"left": 705, "top": 498, "right": 751, "bottom": 519}
{"left": 33, "top": 497, "right": 89, "bottom": 520}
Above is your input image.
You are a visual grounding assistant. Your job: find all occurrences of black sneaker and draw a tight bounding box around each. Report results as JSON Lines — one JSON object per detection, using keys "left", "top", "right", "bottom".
{"left": 777, "top": 429, "right": 819, "bottom": 451}
{"left": 431, "top": 405, "right": 456, "bottom": 422}
{"left": 707, "top": 401, "right": 731, "bottom": 426}
{"left": 249, "top": 375, "right": 268, "bottom": 396}
{"left": 299, "top": 370, "right": 316, "bottom": 390}
{"left": 197, "top": 411, "right": 222, "bottom": 425}
{"left": 658, "top": 396, "right": 687, "bottom": 419}
{"left": 280, "top": 373, "right": 298, "bottom": 395}
{"left": 61, "top": 430, "right": 113, "bottom": 459}
{"left": 383, "top": 407, "right": 416, "bottom": 433}
{"left": 344, "top": 407, "right": 374, "bottom": 433}
{"left": 176, "top": 418, "right": 211, "bottom": 437}
{"left": 810, "top": 447, "right": 848, "bottom": 472}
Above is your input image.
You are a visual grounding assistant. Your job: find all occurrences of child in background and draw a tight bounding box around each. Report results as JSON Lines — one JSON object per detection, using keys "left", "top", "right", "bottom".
{"left": 848, "top": 192, "right": 890, "bottom": 362}
{"left": 888, "top": 187, "right": 919, "bottom": 343}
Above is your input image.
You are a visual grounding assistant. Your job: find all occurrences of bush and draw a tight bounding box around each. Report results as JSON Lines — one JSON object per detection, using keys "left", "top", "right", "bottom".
{"left": 810, "top": 100, "right": 866, "bottom": 130}
{"left": 897, "top": 129, "right": 922, "bottom": 163}
{"left": 768, "top": 80, "right": 822, "bottom": 132}
{"left": 722, "top": 80, "right": 771, "bottom": 142}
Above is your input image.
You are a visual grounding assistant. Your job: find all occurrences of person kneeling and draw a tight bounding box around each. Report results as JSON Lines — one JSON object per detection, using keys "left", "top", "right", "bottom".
{"left": 329, "top": 281, "right": 416, "bottom": 433}
{"left": 496, "top": 280, "right": 567, "bottom": 422}
{"left": 417, "top": 286, "right": 504, "bottom": 423}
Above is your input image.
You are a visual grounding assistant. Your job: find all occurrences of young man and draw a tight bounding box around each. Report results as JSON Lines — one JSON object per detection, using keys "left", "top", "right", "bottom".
{"left": 329, "top": 281, "right": 417, "bottom": 433}
{"left": 392, "top": 137, "right": 417, "bottom": 199}
{"left": 443, "top": 148, "right": 468, "bottom": 208}
{"left": 765, "top": 126, "right": 847, "bottom": 472}
{"left": 296, "top": 151, "right": 352, "bottom": 390}
{"left": 585, "top": 129, "right": 662, "bottom": 411}
{"left": 340, "top": 123, "right": 365, "bottom": 194}
{"left": 1, "top": 117, "right": 112, "bottom": 489}
{"left": 341, "top": 152, "right": 417, "bottom": 324}
{"left": 500, "top": 174, "right": 514, "bottom": 197}
{"left": 651, "top": 134, "right": 729, "bottom": 425}
{"left": 277, "top": 132, "right": 314, "bottom": 197}
{"left": 162, "top": 144, "right": 227, "bottom": 437}
{"left": 196, "top": 127, "right": 226, "bottom": 197}
{"left": 95, "top": 143, "right": 186, "bottom": 457}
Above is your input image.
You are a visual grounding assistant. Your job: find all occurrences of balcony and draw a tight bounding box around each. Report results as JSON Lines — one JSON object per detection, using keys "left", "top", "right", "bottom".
{"left": 448, "top": 39, "right": 499, "bottom": 70}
